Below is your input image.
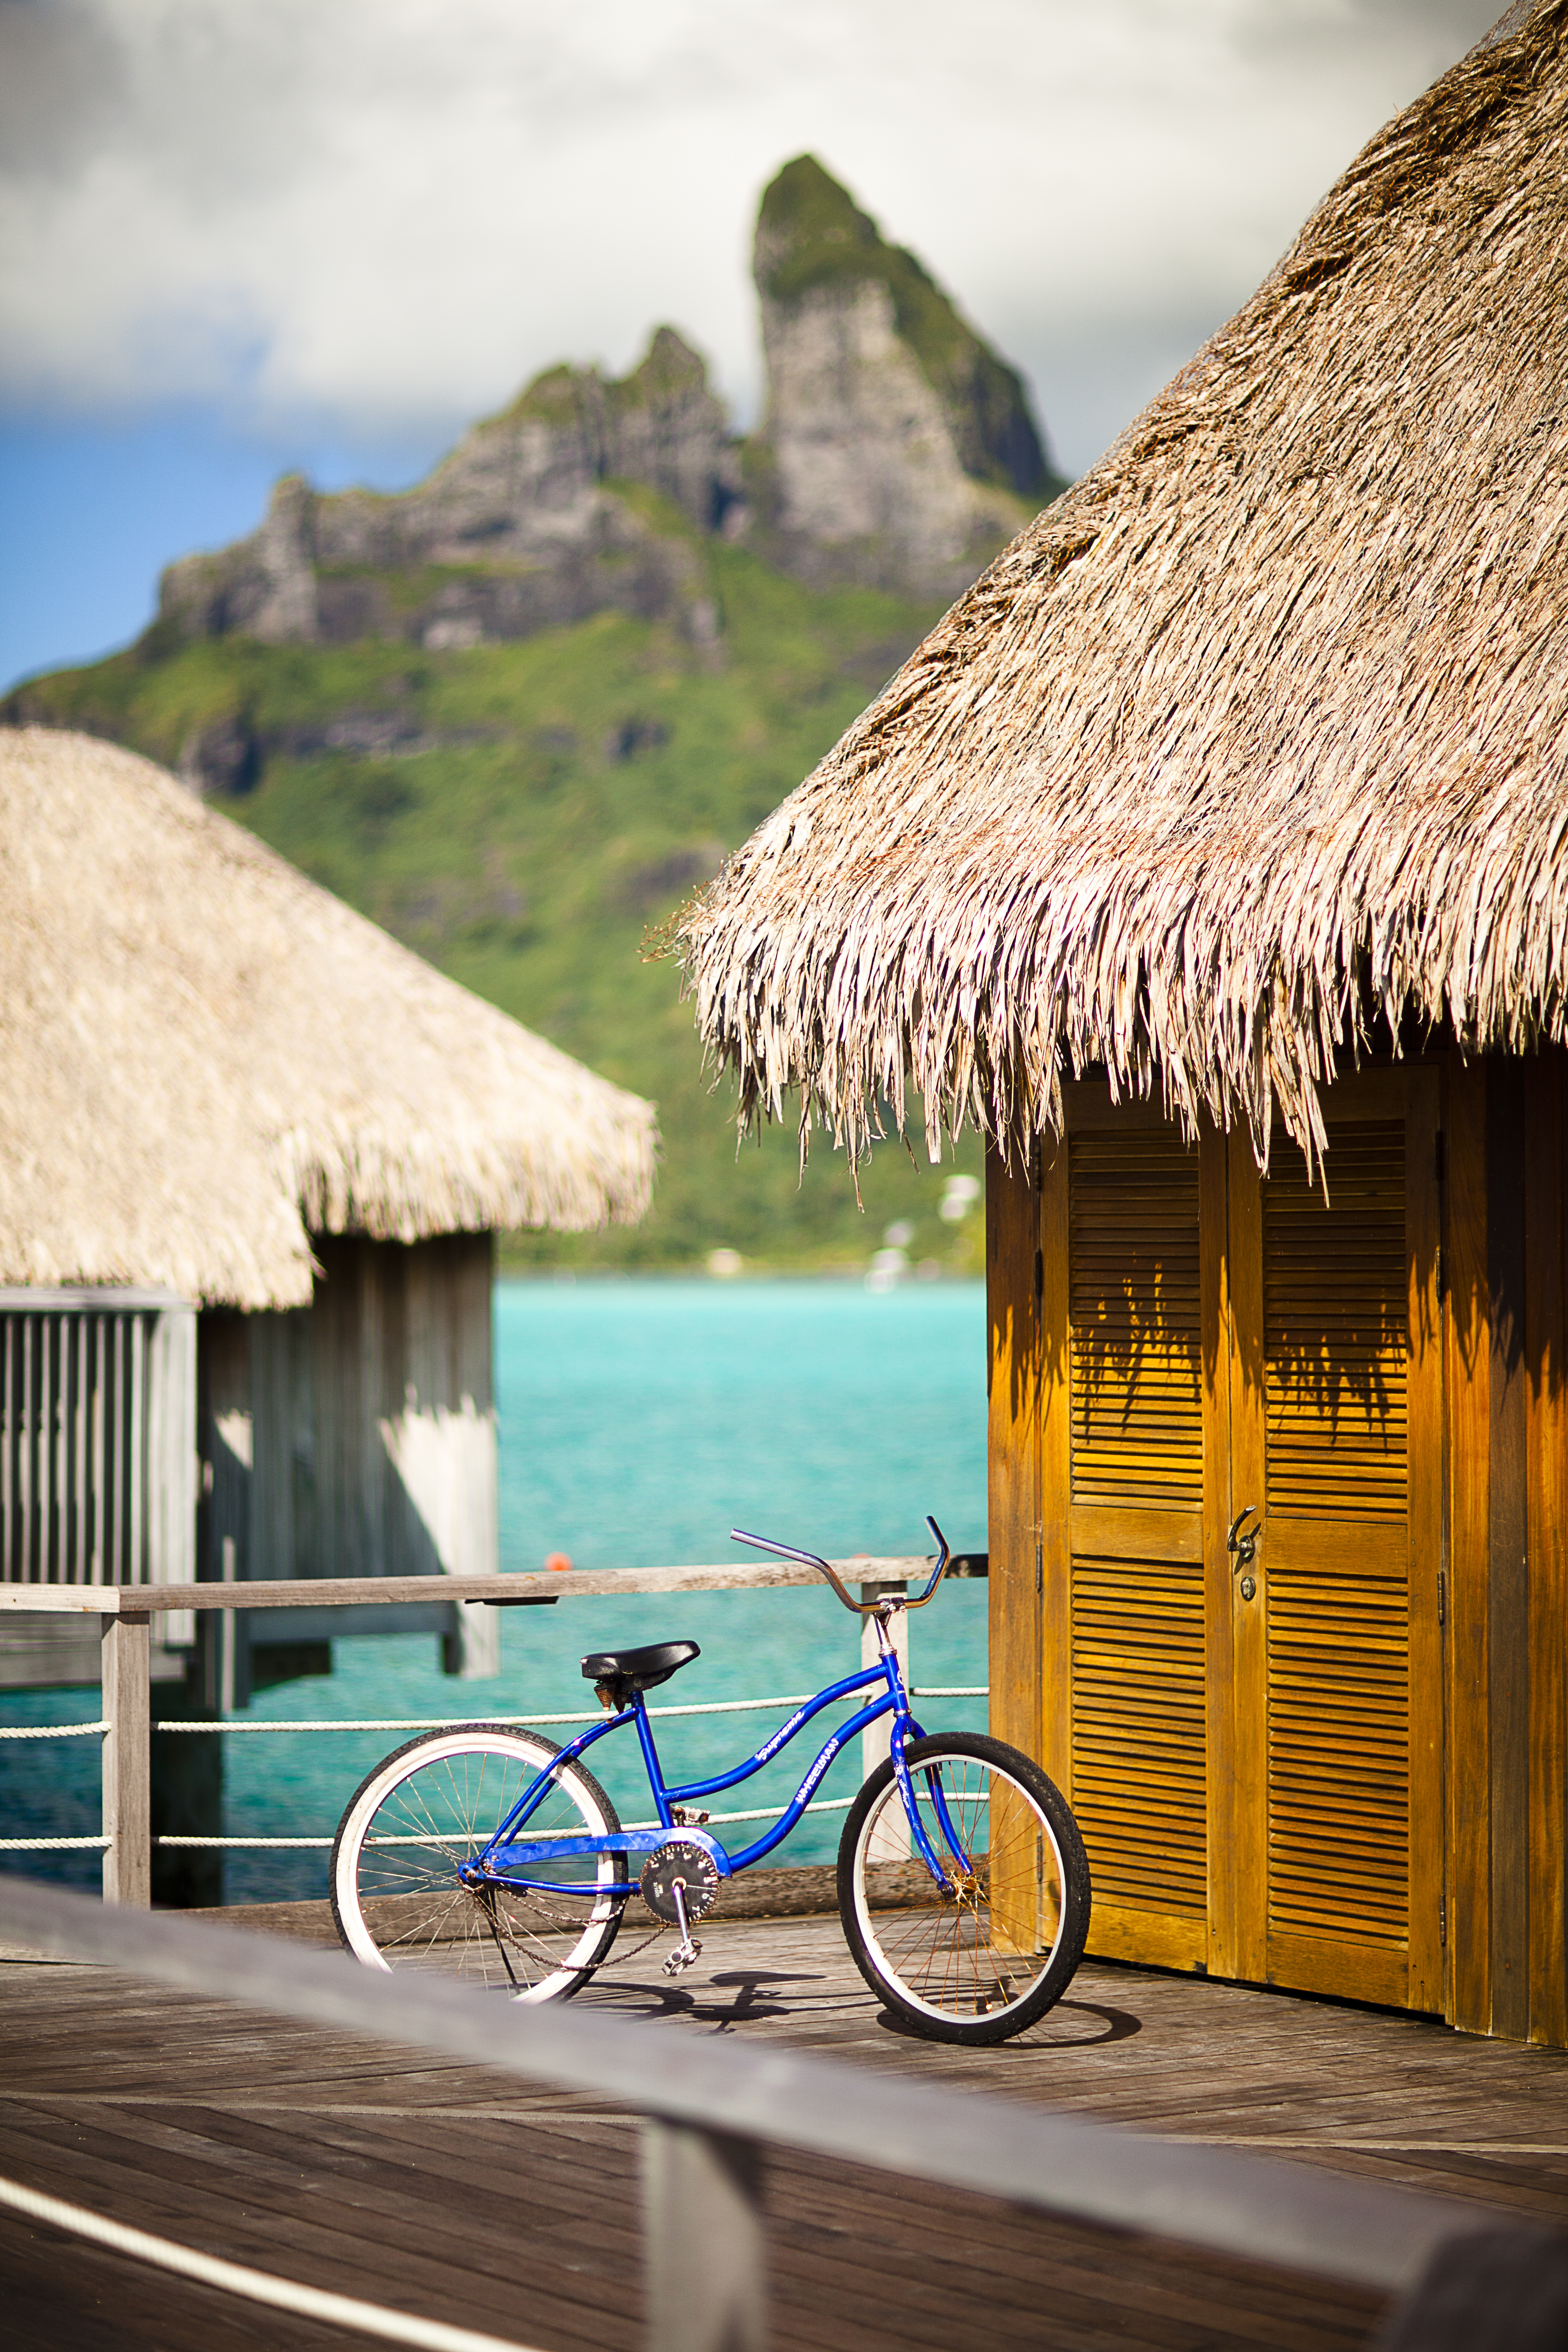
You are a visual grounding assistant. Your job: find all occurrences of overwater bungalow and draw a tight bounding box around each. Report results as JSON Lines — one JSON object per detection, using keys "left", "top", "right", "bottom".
{"left": 0, "top": 726, "right": 655, "bottom": 1709}
{"left": 678, "top": 5, "right": 1568, "bottom": 2044}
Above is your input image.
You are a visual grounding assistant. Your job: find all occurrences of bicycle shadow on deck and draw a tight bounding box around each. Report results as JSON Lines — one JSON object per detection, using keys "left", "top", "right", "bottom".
{"left": 582, "top": 1965, "right": 1144, "bottom": 2046}
{"left": 874, "top": 1996, "right": 1144, "bottom": 2049}
{"left": 585, "top": 1967, "right": 829, "bottom": 2031}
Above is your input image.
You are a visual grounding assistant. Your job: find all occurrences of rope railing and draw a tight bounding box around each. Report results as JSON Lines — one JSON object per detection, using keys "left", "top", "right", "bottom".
{"left": 0, "top": 1563, "right": 987, "bottom": 1885}
{"left": 0, "top": 1681, "right": 988, "bottom": 1851}
{"left": 0, "top": 1720, "right": 108, "bottom": 1738}
{"left": 150, "top": 1684, "right": 988, "bottom": 1730}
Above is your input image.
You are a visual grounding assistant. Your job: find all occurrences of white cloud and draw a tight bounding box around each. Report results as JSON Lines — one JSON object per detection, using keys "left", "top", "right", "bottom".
{"left": 0, "top": 0, "right": 1506, "bottom": 470}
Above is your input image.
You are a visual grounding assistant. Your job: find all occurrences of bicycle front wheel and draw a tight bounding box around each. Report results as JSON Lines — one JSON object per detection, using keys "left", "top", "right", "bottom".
{"left": 838, "top": 1732, "right": 1090, "bottom": 2045}
{"left": 331, "top": 1725, "right": 627, "bottom": 1999}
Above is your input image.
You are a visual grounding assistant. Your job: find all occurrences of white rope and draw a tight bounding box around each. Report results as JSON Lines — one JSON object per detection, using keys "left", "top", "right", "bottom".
{"left": 151, "top": 1687, "right": 987, "bottom": 1733}
{"left": 157, "top": 1837, "right": 335, "bottom": 1849}
{"left": 2, "top": 1690, "right": 989, "bottom": 1852}
{"left": 154, "top": 1794, "right": 861, "bottom": 1848}
{"left": 157, "top": 1718, "right": 563, "bottom": 1733}
{"left": 0, "top": 2170, "right": 544, "bottom": 2352}
{"left": 0, "top": 1836, "right": 108, "bottom": 1850}
{"left": 649, "top": 1797, "right": 854, "bottom": 1827}
{"left": 6, "top": 1691, "right": 987, "bottom": 1742}
{"left": 0, "top": 1721, "right": 108, "bottom": 1740}
{"left": 154, "top": 1693, "right": 834, "bottom": 1732}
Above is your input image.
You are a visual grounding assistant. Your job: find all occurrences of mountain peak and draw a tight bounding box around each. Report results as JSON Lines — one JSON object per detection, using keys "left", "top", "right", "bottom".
{"left": 125, "top": 165, "right": 1063, "bottom": 658}
{"left": 754, "top": 155, "right": 884, "bottom": 304}
{"left": 748, "top": 156, "right": 1063, "bottom": 592}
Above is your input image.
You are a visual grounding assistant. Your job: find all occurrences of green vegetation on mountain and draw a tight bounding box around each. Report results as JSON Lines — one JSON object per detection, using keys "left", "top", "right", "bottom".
{"left": 8, "top": 523, "right": 987, "bottom": 1273}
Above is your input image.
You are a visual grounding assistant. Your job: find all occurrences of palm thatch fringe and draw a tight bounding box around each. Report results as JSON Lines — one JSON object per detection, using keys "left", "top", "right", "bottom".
{"left": 678, "top": 1, "right": 1568, "bottom": 1171}
{"left": 2, "top": 730, "right": 656, "bottom": 1307}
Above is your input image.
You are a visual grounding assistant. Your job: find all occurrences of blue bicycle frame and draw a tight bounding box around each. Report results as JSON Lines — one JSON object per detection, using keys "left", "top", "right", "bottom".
{"left": 468, "top": 1640, "right": 962, "bottom": 1896}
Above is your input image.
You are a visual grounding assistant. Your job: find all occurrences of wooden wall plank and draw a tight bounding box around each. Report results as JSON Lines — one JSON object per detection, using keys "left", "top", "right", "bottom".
{"left": 1527, "top": 1045, "right": 1568, "bottom": 2046}
{"left": 145, "top": 1303, "right": 197, "bottom": 1602}
{"left": 435, "top": 1235, "right": 500, "bottom": 1677}
{"left": 1223, "top": 1131, "right": 1267, "bottom": 1986}
{"left": 1445, "top": 1052, "right": 1491, "bottom": 2033}
{"left": 365, "top": 1237, "right": 394, "bottom": 1576}
{"left": 309, "top": 1237, "right": 350, "bottom": 1581}
{"left": 312, "top": 1238, "right": 483, "bottom": 1575}
{"left": 1038, "top": 1136, "right": 1071, "bottom": 1791}
{"left": 199, "top": 1313, "right": 250, "bottom": 1586}
{"left": 1487, "top": 1060, "right": 1531, "bottom": 2041}
{"left": 1404, "top": 1067, "right": 1445, "bottom": 2018}
{"left": 247, "top": 1312, "right": 296, "bottom": 1582}
{"left": 986, "top": 1144, "right": 1043, "bottom": 1775}
{"left": 987, "top": 1142, "right": 1044, "bottom": 1955}
{"left": 1199, "top": 1119, "right": 1236, "bottom": 1979}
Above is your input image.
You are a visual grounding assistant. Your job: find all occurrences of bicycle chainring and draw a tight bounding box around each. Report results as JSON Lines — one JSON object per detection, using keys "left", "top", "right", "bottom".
{"left": 640, "top": 1840, "right": 721, "bottom": 1924}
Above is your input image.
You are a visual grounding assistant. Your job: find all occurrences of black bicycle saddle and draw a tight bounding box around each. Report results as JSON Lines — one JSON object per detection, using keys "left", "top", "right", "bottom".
{"left": 581, "top": 1640, "right": 699, "bottom": 1694}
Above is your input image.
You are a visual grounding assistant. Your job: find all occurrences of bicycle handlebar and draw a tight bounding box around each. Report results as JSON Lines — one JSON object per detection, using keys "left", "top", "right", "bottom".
{"left": 729, "top": 1517, "right": 952, "bottom": 1615}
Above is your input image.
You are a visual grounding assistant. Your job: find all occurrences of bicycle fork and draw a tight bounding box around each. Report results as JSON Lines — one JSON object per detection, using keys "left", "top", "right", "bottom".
{"left": 873, "top": 1602, "right": 971, "bottom": 1893}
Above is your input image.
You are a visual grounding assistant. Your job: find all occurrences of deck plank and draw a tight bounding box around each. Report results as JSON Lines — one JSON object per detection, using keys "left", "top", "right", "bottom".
{"left": 4, "top": 1908, "right": 1568, "bottom": 2349}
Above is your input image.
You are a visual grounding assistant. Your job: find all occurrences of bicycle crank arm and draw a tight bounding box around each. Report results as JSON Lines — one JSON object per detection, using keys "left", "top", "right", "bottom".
{"left": 662, "top": 1877, "right": 703, "bottom": 1977}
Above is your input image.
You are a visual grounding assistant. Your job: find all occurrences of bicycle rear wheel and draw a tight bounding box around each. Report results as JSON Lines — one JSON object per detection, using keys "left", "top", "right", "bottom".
{"left": 331, "top": 1724, "right": 626, "bottom": 1999}
{"left": 837, "top": 1732, "right": 1090, "bottom": 2045}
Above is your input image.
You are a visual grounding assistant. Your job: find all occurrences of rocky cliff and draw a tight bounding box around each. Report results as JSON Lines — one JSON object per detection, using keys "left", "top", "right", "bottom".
{"left": 158, "top": 327, "right": 733, "bottom": 664}
{"left": 153, "top": 161, "right": 1062, "bottom": 668}
{"left": 747, "top": 156, "right": 1065, "bottom": 597}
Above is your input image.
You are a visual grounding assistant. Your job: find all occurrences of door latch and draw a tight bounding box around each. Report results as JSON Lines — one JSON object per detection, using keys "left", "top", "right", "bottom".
{"left": 1227, "top": 1506, "right": 1261, "bottom": 1573}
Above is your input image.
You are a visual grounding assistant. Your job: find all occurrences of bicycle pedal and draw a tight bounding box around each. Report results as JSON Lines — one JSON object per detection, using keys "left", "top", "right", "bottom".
{"left": 661, "top": 1937, "right": 703, "bottom": 1978}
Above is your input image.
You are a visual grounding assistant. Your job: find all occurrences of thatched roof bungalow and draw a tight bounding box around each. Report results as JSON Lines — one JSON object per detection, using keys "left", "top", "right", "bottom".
{"left": 679, "top": 4, "right": 1568, "bottom": 2044}
{"left": 2, "top": 728, "right": 652, "bottom": 1305}
{"left": 3, "top": 727, "right": 654, "bottom": 1700}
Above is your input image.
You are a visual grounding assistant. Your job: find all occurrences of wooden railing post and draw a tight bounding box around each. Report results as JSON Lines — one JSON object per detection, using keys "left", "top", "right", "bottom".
{"left": 642, "top": 2117, "right": 764, "bottom": 2352}
{"left": 101, "top": 1609, "right": 151, "bottom": 1906}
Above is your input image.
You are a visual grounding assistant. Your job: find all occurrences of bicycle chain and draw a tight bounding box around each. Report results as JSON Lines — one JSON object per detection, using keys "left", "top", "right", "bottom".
{"left": 484, "top": 1882, "right": 672, "bottom": 1978}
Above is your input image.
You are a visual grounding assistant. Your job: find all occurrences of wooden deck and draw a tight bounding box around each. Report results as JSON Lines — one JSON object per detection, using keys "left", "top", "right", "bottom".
{"left": 3, "top": 1903, "right": 1567, "bottom": 2351}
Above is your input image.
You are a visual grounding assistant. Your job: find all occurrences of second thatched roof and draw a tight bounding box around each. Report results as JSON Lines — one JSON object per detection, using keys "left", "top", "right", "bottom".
{"left": 680, "top": 2, "right": 1568, "bottom": 1168}
{"left": 1, "top": 729, "right": 656, "bottom": 1308}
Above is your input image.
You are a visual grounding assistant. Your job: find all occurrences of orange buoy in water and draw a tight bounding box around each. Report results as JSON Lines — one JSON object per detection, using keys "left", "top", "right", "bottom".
{"left": 544, "top": 1551, "right": 574, "bottom": 1574}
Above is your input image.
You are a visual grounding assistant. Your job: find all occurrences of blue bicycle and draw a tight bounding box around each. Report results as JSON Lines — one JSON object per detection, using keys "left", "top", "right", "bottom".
{"left": 331, "top": 1520, "right": 1091, "bottom": 2045}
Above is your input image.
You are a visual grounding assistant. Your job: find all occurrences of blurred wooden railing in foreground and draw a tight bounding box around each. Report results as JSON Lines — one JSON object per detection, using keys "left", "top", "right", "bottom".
{"left": 3, "top": 1875, "right": 1563, "bottom": 2352}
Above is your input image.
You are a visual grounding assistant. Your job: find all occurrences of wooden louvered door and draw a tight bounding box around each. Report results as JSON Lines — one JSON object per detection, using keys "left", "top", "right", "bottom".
{"left": 1228, "top": 1068, "right": 1443, "bottom": 2009}
{"left": 1041, "top": 1068, "right": 1442, "bottom": 2008}
{"left": 1042, "top": 1092, "right": 1223, "bottom": 1972}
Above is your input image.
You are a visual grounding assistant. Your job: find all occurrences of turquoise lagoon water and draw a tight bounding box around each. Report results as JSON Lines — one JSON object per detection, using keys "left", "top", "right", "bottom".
{"left": 1, "top": 1279, "right": 989, "bottom": 1900}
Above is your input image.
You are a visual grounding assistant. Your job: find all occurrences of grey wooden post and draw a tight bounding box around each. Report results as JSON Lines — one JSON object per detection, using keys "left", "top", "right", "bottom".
{"left": 101, "top": 1610, "right": 151, "bottom": 1906}
{"left": 642, "top": 2117, "right": 764, "bottom": 2352}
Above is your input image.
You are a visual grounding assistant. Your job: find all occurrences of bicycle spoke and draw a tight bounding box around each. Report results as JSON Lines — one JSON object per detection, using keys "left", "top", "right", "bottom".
{"left": 334, "top": 1729, "right": 625, "bottom": 1994}
{"left": 850, "top": 1747, "right": 1075, "bottom": 2029}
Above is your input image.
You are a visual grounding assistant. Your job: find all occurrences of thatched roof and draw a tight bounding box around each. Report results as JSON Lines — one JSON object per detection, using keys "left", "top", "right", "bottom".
{"left": 1, "top": 729, "right": 656, "bottom": 1308}
{"left": 679, "top": 1, "right": 1568, "bottom": 1170}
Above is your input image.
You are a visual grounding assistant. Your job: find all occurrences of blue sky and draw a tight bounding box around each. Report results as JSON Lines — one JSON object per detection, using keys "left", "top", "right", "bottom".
{"left": 1, "top": 0, "right": 1501, "bottom": 691}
